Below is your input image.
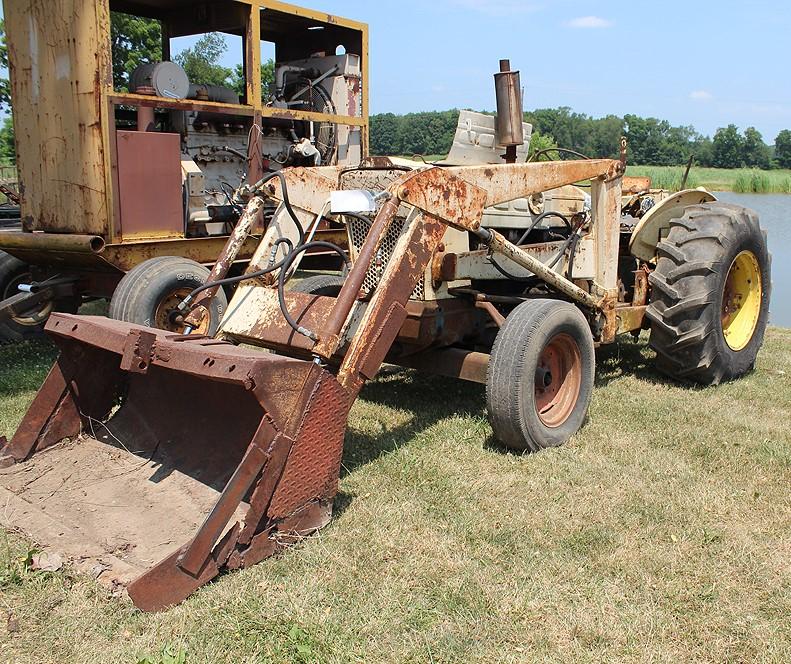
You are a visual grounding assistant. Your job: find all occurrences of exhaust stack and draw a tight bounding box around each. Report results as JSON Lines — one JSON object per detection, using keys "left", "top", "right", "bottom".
{"left": 494, "top": 59, "right": 524, "bottom": 163}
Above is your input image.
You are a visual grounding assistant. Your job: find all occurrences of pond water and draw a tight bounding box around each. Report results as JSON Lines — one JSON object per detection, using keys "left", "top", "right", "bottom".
{"left": 713, "top": 192, "right": 790, "bottom": 328}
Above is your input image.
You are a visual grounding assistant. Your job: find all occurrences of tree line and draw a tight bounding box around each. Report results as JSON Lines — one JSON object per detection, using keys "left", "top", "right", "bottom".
{"left": 371, "top": 108, "right": 791, "bottom": 169}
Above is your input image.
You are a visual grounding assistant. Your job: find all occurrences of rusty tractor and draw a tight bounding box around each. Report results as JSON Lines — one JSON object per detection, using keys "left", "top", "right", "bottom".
{"left": 0, "top": 0, "right": 366, "bottom": 341}
{"left": 0, "top": 59, "right": 771, "bottom": 612}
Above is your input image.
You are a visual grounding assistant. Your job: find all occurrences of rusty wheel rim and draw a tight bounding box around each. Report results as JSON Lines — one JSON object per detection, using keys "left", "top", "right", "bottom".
{"left": 534, "top": 333, "right": 582, "bottom": 428}
{"left": 153, "top": 287, "right": 210, "bottom": 334}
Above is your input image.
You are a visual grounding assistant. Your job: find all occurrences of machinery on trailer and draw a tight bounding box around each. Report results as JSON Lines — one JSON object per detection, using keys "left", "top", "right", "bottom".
{"left": 0, "top": 60, "right": 770, "bottom": 611}
{"left": 0, "top": 0, "right": 367, "bottom": 340}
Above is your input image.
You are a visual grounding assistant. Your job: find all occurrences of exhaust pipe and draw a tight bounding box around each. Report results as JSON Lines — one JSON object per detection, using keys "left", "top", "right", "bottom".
{"left": 494, "top": 59, "right": 524, "bottom": 164}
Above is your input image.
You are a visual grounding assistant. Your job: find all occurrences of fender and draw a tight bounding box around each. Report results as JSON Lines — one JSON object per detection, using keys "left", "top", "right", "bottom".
{"left": 629, "top": 188, "right": 717, "bottom": 262}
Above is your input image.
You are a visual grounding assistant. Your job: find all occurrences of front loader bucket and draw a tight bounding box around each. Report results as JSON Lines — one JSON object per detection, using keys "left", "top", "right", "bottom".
{"left": 0, "top": 313, "right": 352, "bottom": 611}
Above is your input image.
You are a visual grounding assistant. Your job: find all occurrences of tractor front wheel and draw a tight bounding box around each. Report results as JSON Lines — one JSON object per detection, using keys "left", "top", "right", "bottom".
{"left": 109, "top": 256, "right": 228, "bottom": 335}
{"left": 486, "top": 299, "right": 595, "bottom": 451}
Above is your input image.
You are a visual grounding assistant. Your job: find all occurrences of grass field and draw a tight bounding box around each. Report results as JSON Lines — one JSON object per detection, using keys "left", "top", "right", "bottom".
{"left": 626, "top": 165, "right": 791, "bottom": 193}
{"left": 0, "top": 329, "right": 789, "bottom": 663}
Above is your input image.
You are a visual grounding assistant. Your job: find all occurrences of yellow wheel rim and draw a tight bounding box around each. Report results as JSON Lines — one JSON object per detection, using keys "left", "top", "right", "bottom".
{"left": 721, "top": 250, "right": 762, "bottom": 351}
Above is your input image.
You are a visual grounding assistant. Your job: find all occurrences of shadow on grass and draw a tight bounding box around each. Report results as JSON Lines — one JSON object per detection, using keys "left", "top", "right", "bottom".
{"left": 594, "top": 335, "right": 683, "bottom": 389}
{"left": 340, "top": 368, "right": 486, "bottom": 477}
{"left": 340, "top": 336, "right": 710, "bottom": 467}
{"left": 595, "top": 335, "right": 716, "bottom": 397}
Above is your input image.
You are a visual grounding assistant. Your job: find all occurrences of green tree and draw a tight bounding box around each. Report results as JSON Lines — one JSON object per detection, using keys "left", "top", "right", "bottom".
{"left": 231, "top": 59, "right": 275, "bottom": 101}
{"left": 174, "top": 33, "right": 232, "bottom": 87}
{"left": 528, "top": 131, "right": 559, "bottom": 160}
{"left": 370, "top": 112, "right": 401, "bottom": 155}
{"left": 525, "top": 107, "right": 588, "bottom": 156}
{"left": 690, "top": 135, "right": 714, "bottom": 167}
{"left": 775, "top": 129, "right": 791, "bottom": 168}
{"left": 624, "top": 115, "right": 689, "bottom": 165}
{"left": 742, "top": 126, "right": 770, "bottom": 168}
{"left": 712, "top": 124, "right": 745, "bottom": 168}
{"left": 582, "top": 115, "right": 623, "bottom": 159}
{"left": 110, "top": 12, "right": 162, "bottom": 91}
{"left": 0, "top": 116, "right": 14, "bottom": 164}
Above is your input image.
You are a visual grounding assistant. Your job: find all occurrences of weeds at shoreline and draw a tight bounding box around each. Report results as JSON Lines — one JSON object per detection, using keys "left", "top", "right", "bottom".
{"left": 628, "top": 165, "right": 791, "bottom": 192}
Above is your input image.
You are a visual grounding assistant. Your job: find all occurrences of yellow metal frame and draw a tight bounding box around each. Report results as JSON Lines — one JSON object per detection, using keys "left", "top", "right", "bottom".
{"left": 103, "top": 0, "right": 369, "bottom": 244}
{"left": 3, "top": 0, "right": 369, "bottom": 250}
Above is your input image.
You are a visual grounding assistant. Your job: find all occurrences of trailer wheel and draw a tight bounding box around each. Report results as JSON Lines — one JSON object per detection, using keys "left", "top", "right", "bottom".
{"left": 0, "top": 251, "right": 78, "bottom": 342}
{"left": 109, "top": 256, "right": 227, "bottom": 335}
{"left": 291, "top": 274, "right": 344, "bottom": 297}
{"left": 646, "top": 203, "right": 770, "bottom": 384}
{"left": 486, "top": 299, "right": 595, "bottom": 451}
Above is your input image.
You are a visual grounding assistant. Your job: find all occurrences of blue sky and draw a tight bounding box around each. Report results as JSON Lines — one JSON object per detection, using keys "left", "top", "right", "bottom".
{"left": 3, "top": 1, "right": 789, "bottom": 141}
{"left": 275, "top": 0, "right": 791, "bottom": 142}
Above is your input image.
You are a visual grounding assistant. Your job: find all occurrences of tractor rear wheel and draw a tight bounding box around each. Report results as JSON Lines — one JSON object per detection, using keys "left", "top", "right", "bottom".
{"left": 486, "top": 299, "right": 595, "bottom": 451}
{"left": 109, "top": 256, "right": 227, "bottom": 335}
{"left": 646, "top": 203, "right": 770, "bottom": 384}
{"left": 291, "top": 274, "right": 344, "bottom": 297}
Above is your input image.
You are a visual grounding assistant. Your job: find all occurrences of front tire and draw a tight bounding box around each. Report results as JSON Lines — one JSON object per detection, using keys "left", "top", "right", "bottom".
{"left": 646, "top": 203, "right": 770, "bottom": 384}
{"left": 486, "top": 299, "right": 595, "bottom": 451}
{"left": 109, "top": 256, "right": 227, "bottom": 335}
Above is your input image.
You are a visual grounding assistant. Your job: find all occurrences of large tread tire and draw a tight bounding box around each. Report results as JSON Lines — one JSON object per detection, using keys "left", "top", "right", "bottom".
{"left": 109, "top": 256, "right": 227, "bottom": 335}
{"left": 646, "top": 202, "right": 770, "bottom": 385}
{"left": 0, "top": 251, "right": 77, "bottom": 342}
{"left": 291, "top": 274, "right": 344, "bottom": 297}
{"left": 486, "top": 299, "right": 595, "bottom": 452}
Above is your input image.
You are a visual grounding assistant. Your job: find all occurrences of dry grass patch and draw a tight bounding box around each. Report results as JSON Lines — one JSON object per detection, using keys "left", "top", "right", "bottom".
{"left": 0, "top": 329, "right": 788, "bottom": 662}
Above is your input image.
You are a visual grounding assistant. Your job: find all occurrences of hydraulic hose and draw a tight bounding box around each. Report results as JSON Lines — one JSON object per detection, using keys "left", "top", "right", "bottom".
{"left": 516, "top": 210, "right": 570, "bottom": 245}
{"left": 489, "top": 211, "right": 578, "bottom": 283}
{"left": 528, "top": 147, "right": 592, "bottom": 162}
{"left": 178, "top": 238, "right": 296, "bottom": 311}
{"left": 179, "top": 170, "right": 351, "bottom": 342}
{"left": 277, "top": 241, "right": 351, "bottom": 341}
{"left": 180, "top": 170, "right": 306, "bottom": 313}
{"left": 249, "top": 170, "right": 306, "bottom": 244}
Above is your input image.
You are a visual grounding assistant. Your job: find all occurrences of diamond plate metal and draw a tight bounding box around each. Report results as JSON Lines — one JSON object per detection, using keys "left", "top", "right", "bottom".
{"left": 267, "top": 373, "right": 351, "bottom": 518}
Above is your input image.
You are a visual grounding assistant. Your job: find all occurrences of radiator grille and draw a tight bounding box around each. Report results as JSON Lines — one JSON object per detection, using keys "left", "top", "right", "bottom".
{"left": 346, "top": 213, "right": 424, "bottom": 300}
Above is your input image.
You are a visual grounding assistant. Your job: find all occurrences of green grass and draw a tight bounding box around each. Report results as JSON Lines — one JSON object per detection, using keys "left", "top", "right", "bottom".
{"left": 0, "top": 330, "right": 790, "bottom": 662}
{"left": 627, "top": 165, "right": 791, "bottom": 193}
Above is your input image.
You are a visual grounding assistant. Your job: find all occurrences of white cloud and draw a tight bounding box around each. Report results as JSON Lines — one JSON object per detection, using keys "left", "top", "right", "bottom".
{"left": 449, "top": 0, "right": 539, "bottom": 16}
{"left": 566, "top": 16, "right": 613, "bottom": 29}
{"left": 690, "top": 90, "right": 713, "bottom": 101}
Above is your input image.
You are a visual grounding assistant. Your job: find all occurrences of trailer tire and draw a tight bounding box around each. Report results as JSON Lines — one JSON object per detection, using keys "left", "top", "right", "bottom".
{"left": 291, "top": 274, "right": 344, "bottom": 297}
{"left": 486, "top": 299, "right": 595, "bottom": 452}
{"left": 0, "top": 251, "right": 78, "bottom": 342}
{"left": 109, "top": 256, "right": 227, "bottom": 335}
{"left": 646, "top": 203, "right": 770, "bottom": 384}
